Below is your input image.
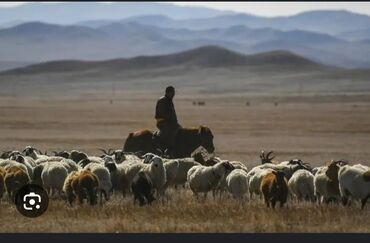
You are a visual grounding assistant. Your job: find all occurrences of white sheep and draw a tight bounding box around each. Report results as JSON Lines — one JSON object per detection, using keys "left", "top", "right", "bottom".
{"left": 140, "top": 156, "right": 167, "bottom": 198}
{"left": 105, "top": 162, "right": 129, "bottom": 198}
{"left": 187, "top": 161, "right": 234, "bottom": 200}
{"left": 338, "top": 164, "right": 370, "bottom": 209}
{"left": 226, "top": 169, "right": 249, "bottom": 200}
{"left": 172, "top": 158, "right": 200, "bottom": 188}
{"left": 41, "top": 162, "right": 68, "bottom": 197}
{"left": 248, "top": 167, "right": 274, "bottom": 199}
{"left": 288, "top": 169, "right": 315, "bottom": 202}
{"left": 85, "top": 163, "right": 112, "bottom": 203}
{"left": 163, "top": 159, "right": 180, "bottom": 189}
{"left": 314, "top": 161, "right": 342, "bottom": 204}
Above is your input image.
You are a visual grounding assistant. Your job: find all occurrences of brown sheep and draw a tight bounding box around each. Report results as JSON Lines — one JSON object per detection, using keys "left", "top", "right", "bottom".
{"left": 325, "top": 161, "right": 341, "bottom": 201}
{"left": 260, "top": 170, "right": 288, "bottom": 208}
{"left": 0, "top": 167, "right": 6, "bottom": 200}
{"left": 63, "top": 170, "right": 99, "bottom": 206}
{"left": 4, "top": 166, "right": 30, "bottom": 201}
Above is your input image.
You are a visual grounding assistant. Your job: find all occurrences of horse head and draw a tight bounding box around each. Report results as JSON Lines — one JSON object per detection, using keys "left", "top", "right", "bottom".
{"left": 198, "top": 126, "right": 215, "bottom": 154}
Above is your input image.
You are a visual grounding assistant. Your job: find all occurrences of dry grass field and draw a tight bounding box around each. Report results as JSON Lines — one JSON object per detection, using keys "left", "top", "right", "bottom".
{"left": 1, "top": 93, "right": 370, "bottom": 233}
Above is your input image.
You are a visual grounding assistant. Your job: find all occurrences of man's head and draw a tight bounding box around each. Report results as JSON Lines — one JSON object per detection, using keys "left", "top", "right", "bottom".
{"left": 165, "top": 86, "right": 175, "bottom": 99}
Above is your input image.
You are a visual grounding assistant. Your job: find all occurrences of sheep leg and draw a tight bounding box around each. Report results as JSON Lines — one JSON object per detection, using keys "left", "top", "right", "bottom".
{"left": 279, "top": 201, "right": 285, "bottom": 208}
{"left": 271, "top": 199, "right": 276, "bottom": 209}
{"left": 361, "top": 196, "right": 368, "bottom": 210}
{"left": 342, "top": 197, "right": 349, "bottom": 207}
{"left": 193, "top": 192, "right": 199, "bottom": 201}
{"left": 99, "top": 190, "right": 103, "bottom": 206}
{"left": 264, "top": 198, "right": 270, "bottom": 208}
{"left": 203, "top": 192, "right": 208, "bottom": 201}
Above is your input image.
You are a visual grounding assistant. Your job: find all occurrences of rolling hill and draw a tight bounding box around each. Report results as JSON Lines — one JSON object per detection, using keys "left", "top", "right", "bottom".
{"left": 1, "top": 46, "right": 369, "bottom": 99}
{"left": 1, "top": 46, "right": 323, "bottom": 75}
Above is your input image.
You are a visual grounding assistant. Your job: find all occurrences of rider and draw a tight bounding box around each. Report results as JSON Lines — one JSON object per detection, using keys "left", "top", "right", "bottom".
{"left": 155, "top": 86, "right": 181, "bottom": 153}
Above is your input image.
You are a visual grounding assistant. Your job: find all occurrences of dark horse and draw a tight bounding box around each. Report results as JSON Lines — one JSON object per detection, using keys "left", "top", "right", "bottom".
{"left": 123, "top": 126, "right": 215, "bottom": 158}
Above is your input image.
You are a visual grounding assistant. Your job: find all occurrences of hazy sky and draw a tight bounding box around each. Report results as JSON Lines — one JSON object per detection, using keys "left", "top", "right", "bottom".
{"left": 0, "top": 2, "right": 369, "bottom": 17}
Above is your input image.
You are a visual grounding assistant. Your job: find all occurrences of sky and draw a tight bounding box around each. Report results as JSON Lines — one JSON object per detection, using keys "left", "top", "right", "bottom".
{"left": 0, "top": 2, "right": 369, "bottom": 17}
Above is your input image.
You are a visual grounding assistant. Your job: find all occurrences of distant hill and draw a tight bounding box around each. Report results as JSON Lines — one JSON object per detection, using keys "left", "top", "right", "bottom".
{"left": 1, "top": 46, "right": 323, "bottom": 75}
{"left": 0, "top": 22, "right": 106, "bottom": 40}
{"left": 87, "top": 10, "right": 370, "bottom": 35}
{"left": 336, "top": 28, "right": 370, "bottom": 41}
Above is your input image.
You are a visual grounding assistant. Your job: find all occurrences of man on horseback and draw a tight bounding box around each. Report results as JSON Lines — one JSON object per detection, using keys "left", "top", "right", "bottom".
{"left": 155, "top": 86, "right": 181, "bottom": 153}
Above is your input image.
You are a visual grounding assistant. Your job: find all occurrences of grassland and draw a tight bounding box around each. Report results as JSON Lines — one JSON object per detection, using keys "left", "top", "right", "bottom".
{"left": 0, "top": 93, "right": 370, "bottom": 232}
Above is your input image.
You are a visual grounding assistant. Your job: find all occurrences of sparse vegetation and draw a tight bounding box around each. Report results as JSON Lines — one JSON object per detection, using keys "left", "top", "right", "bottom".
{"left": 0, "top": 188, "right": 369, "bottom": 233}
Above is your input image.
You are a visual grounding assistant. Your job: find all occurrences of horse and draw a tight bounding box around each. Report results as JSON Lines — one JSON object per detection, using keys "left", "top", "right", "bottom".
{"left": 123, "top": 126, "right": 215, "bottom": 158}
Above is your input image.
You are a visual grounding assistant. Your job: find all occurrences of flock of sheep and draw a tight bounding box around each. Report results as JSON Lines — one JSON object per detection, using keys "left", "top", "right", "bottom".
{"left": 0, "top": 146, "right": 369, "bottom": 209}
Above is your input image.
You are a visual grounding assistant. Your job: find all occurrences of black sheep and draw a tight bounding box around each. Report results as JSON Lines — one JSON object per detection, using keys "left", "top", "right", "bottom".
{"left": 131, "top": 171, "right": 156, "bottom": 206}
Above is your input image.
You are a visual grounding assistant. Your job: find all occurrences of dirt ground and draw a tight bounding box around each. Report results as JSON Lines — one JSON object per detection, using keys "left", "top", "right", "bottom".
{"left": 0, "top": 94, "right": 370, "bottom": 233}
{"left": 1, "top": 94, "right": 370, "bottom": 167}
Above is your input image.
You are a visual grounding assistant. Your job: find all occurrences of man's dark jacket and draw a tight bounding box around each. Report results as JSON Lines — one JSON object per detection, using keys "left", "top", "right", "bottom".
{"left": 155, "top": 96, "right": 178, "bottom": 125}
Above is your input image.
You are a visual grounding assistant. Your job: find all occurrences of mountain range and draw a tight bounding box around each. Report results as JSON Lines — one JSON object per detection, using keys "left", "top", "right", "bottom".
{"left": 0, "top": 20, "right": 369, "bottom": 70}
{"left": 0, "top": 3, "right": 370, "bottom": 70}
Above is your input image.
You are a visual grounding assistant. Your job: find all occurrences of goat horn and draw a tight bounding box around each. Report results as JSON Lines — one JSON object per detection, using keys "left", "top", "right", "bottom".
{"left": 107, "top": 149, "right": 114, "bottom": 155}
{"left": 266, "top": 151, "right": 274, "bottom": 159}
{"left": 98, "top": 148, "right": 108, "bottom": 155}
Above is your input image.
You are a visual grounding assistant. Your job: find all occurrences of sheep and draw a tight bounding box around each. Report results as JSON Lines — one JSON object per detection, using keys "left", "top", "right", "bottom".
{"left": 53, "top": 151, "right": 70, "bottom": 159}
{"left": 35, "top": 156, "right": 64, "bottom": 165}
{"left": 0, "top": 167, "right": 5, "bottom": 200}
{"left": 187, "top": 161, "right": 234, "bottom": 200}
{"left": 140, "top": 156, "right": 167, "bottom": 199}
{"left": 99, "top": 149, "right": 127, "bottom": 164}
{"left": 69, "top": 150, "right": 89, "bottom": 163}
{"left": 260, "top": 170, "right": 288, "bottom": 208}
{"left": 60, "top": 159, "right": 81, "bottom": 173}
{"left": 105, "top": 162, "right": 129, "bottom": 198}
{"left": 226, "top": 169, "right": 249, "bottom": 200}
{"left": 85, "top": 163, "right": 112, "bottom": 203}
{"left": 314, "top": 160, "right": 345, "bottom": 204}
{"left": 248, "top": 167, "right": 275, "bottom": 199}
{"left": 172, "top": 158, "right": 200, "bottom": 187}
{"left": 229, "top": 161, "right": 248, "bottom": 173}
{"left": 338, "top": 164, "right": 370, "bottom": 209}
{"left": 4, "top": 166, "right": 30, "bottom": 201}
{"left": 10, "top": 154, "right": 37, "bottom": 168}
{"left": 0, "top": 160, "right": 31, "bottom": 177}
{"left": 78, "top": 158, "right": 102, "bottom": 168}
{"left": 41, "top": 162, "right": 68, "bottom": 198}
{"left": 63, "top": 169, "right": 99, "bottom": 206}
{"left": 22, "top": 146, "right": 48, "bottom": 160}
{"left": 32, "top": 159, "right": 80, "bottom": 187}
{"left": 288, "top": 169, "right": 315, "bottom": 202}
{"left": 7, "top": 155, "right": 34, "bottom": 177}
{"left": 162, "top": 159, "right": 180, "bottom": 190}
{"left": 131, "top": 171, "right": 156, "bottom": 206}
